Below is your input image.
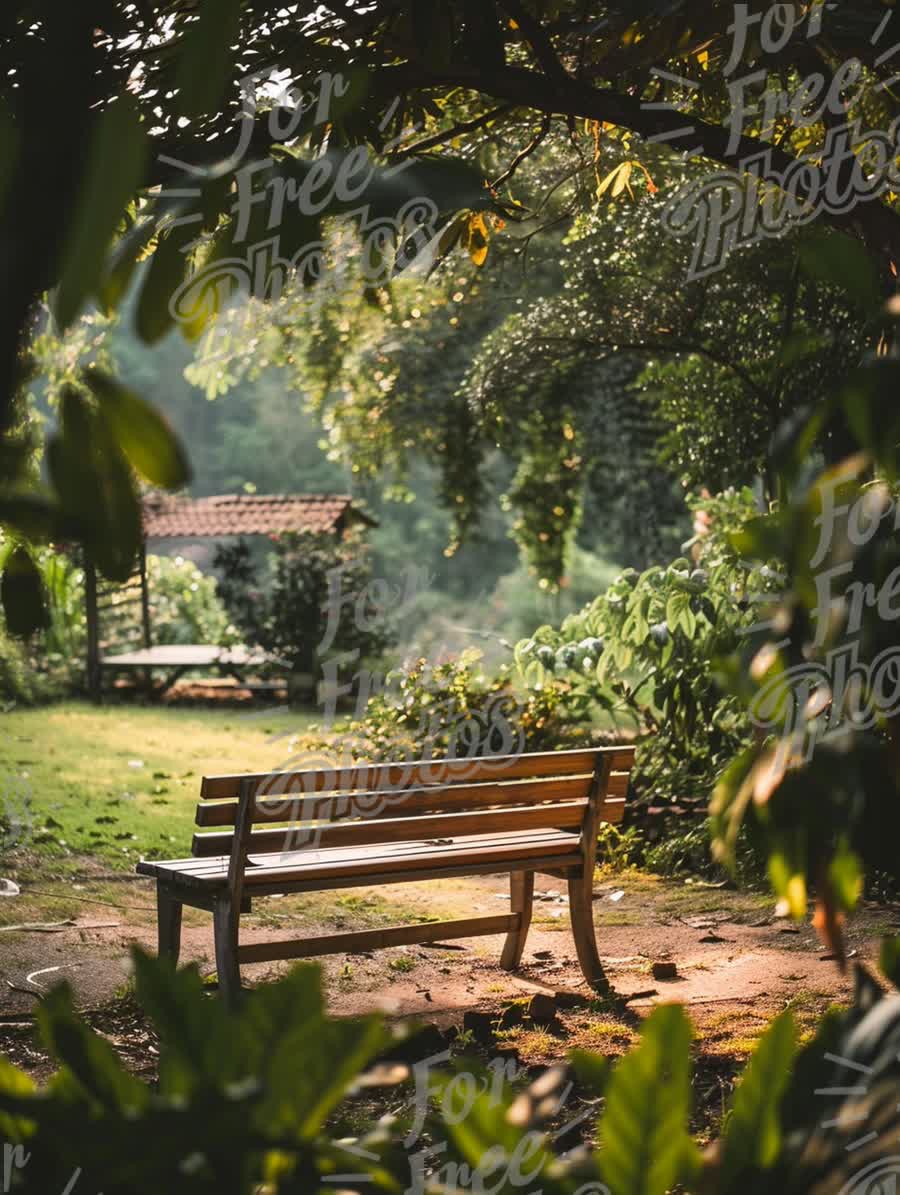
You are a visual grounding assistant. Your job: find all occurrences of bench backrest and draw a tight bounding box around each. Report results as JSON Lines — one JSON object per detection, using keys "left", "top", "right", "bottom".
{"left": 193, "top": 746, "right": 635, "bottom": 861}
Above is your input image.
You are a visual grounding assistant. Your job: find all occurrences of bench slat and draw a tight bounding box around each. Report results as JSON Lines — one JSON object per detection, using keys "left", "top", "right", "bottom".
{"left": 237, "top": 915, "right": 519, "bottom": 964}
{"left": 240, "top": 833, "right": 581, "bottom": 885}
{"left": 194, "top": 772, "right": 612, "bottom": 828}
{"left": 146, "top": 826, "right": 582, "bottom": 878}
{"left": 192, "top": 800, "right": 587, "bottom": 857}
{"left": 199, "top": 745, "right": 635, "bottom": 800}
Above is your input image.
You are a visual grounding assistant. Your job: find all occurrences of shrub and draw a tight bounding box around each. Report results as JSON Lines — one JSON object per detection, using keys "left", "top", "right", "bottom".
{"left": 515, "top": 488, "right": 783, "bottom": 812}
{"left": 214, "top": 531, "right": 392, "bottom": 692}
{"left": 143, "top": 554, "right": 237, "bottom": 647}
{"left": 307, "top": 648, "right": 593, "bottom": 763}
{"left": 0, "top": 628, "right": 45, "bottom": 706}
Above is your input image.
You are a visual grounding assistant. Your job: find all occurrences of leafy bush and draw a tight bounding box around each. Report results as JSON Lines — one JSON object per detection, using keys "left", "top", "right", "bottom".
{"left": 3, "top": 947, "right": 900, "bottom": 1194}
{"left": 214, "top": 532, "right": 392, "bottom": 689}
{"left": 515, "top": 489, "right": 783, "bottom": 813}
{"left": 143, "top": 554, "right": 237, "bottom": 647}
{"left": 0, "top": 628, "right": 46, "bottom": 706}
{"left": 308, "top": 648, "right": 593, "bottom": 763}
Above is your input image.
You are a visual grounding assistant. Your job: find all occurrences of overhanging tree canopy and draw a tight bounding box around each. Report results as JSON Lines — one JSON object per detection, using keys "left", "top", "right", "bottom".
{"left": 2, "top": 0, "right": 899, "bottom": 626}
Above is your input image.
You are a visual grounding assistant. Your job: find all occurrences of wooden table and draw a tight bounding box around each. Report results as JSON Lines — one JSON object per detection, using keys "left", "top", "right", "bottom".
{"left": 101, "top": 644, "right": 278, "bottom": 695}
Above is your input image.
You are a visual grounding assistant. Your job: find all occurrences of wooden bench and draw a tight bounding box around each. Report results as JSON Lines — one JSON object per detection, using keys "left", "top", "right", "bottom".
{"left": 136, "top": 745, "right": 635, "bottom": 1004}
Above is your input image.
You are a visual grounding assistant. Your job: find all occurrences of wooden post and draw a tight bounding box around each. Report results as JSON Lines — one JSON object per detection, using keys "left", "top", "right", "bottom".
{"left": 84, "top": 556, "right": 101, "bottom": 704}
{"left": 567, "top": 753, "right": 612, "bottom": 990}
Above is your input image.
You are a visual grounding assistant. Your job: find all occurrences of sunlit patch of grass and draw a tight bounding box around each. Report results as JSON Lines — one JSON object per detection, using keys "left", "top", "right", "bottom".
{"left": 387, "top": 955, "right": 417, "bottom": 974}
{"left": 570, "top": 1018, "right": 637, "bottom": 1053}
{"left": 694, "top": 1008, "right": 768, "bottom": 1060}
{"left": 0, "top": 702, "right": 319, "bottom": 879}
{"left": 494, "top": 1027, "right": 558, "bottom": 1064}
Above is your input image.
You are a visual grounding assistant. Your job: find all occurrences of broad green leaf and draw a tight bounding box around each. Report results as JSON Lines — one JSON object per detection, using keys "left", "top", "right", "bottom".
{"left": 799, "top": 229, "right": 882, "bottom": 316}
{"left": 135, "top": 221, "right": 196, "bottom": 344}
{"left": 55, "top": 98, "right": 148, "bottom": 329}
{"left": 131, "top": 948, "right": 238, "bottom": 1097}
{"left": 601, "top": 1004, "right": 697, "bottom": 1195}
{"left": 666, "top": 592, "right": 691, "bottom": 635}
{"left": 266, "top": 1014, "right": 386, "bottom": 1138}
{"left": 37, "top": 983, "right": 148, "bottom": 1114}
{"left": 0, "top": 1056, "right": 35, "bottom": 1142}
{"left": 570, "top": 1050, "right": 610, "bottom": 1097}
{"left": 880, "top": 936, "right": 900, "bottom": 989}
{"left": 828, "top": 838, "right": 862, "bottom": 913}
{"left": 47, "top": 390, "right": 141, "bottom": 581}
{"left": 720, "top": 1009, "right": 798, "bottom": 1180}
{"left": 0, "top": 492, "right": 67, "bottom": 542}
{"left": 175, "top": 0, "right": 243, "bottom": 118}
{"left": 0, "top": 546, "right": 49, "bottom": 637}
{"left": 435, "top": 1061, "right": 557, "bottom": 1192}
{"left": 841, "top": 361, "right": 900, "bottom": 480}
{"left": 86, "top": 371, "right": 191, "bottom": 489}
{"left": 768, "top": 840, "right": 807, "bottom": 919}
{"left": 97, "top": 217, "right": 157, "bottom": 314}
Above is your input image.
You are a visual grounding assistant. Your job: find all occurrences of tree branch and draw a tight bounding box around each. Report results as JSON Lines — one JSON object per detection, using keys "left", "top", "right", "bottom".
{"left": 498, "top": 0, "right": 570, "bottom": 86}
{"left": 492, "top": 113, "right": 552, "bottom": 191}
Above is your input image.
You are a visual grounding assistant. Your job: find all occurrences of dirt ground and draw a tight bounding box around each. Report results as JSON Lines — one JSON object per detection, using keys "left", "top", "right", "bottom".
{"left": 1, "top": 861, "right": 890, "bottom": 1088}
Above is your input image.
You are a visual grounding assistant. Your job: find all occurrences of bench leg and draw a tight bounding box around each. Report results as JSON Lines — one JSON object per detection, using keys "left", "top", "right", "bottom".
{"left": 567, "top": 872, "right": 608, "bottom": 990}
{"left": 157, "top": 885, "right": 182, "bottom": 965}
{"left": 500, "top": 870, "right": 534, "bottom": 971}
{"left": 213, "top": 899, "right": 242, "bottom": 1008}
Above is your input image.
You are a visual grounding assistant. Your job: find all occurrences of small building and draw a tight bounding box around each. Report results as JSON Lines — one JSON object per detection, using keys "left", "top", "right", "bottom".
{"left": 85, "top": 493, "right": 375, "bottom": 699}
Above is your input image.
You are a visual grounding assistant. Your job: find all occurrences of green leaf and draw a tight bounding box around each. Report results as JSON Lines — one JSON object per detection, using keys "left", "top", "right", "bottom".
{"left": 829, "top": 838, "right": 862, "bottom": 913}
{"left": 799, "top": 229, "right": 882, "bottom": 316}
{"left": 0, "top": 492, "right": 67, "bottom": 542}
{"left": 55, "top": 98, "right": 148, "bottom": 329}
{"left": 0, "top": 1056, "right": 36, "bottom": 1142}
{"left": 37, "top": 982, "right": 148, "bottom": 1114}
{"left": 86, "top": 372, "right": 191, "bottom": 489}
{"left": 666, "top": 592, "right": 694, "bottom": 636}
{"left": 435, "top": 1060, "right": 557, "bottom": 1191}
{"left": 841, "top": 361, "right": 900, "bottom": 480}
{"left": 570, "top": 1049, "right": 610, "bottom": 1097}
{"left": 135, "top": 221, "right": 196, "bottom": 344}
{"left": 720, "top": 1009, "right": 798, "bottom": 1180}
{"left": 175, "top": 0, "right": 243, "bottom": 118}
{"left": 47, "top": 390, "right": 142, "bottom": 581}
{"left": 130, "top": 948, "right": 237, "bottom": 1098}
{"left": 0, "top": 546, "right": 50, "bottom": 637}
{"left": 601, "top": 1004, "right": 697, "bottom": 1195}
{"left": 880, "top": 936, "right": 900, "bottom": 988}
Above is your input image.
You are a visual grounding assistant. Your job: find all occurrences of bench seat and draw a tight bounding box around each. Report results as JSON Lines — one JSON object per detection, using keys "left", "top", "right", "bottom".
{"left": 137, "top": 826, "right": 583, "bottom": 889}
{"left": 136, "top": 745, "right": 636, "bottom": 1004}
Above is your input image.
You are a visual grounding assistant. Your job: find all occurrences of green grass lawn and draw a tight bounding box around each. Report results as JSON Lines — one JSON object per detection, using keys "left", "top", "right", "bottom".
{"left": 0, "top": 702, "right": 320, "bottom": 872}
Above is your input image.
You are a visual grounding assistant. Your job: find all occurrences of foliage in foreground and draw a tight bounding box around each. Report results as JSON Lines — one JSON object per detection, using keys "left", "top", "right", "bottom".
{"left": 3, "top": 948, "right": 900, "bottom": 1193}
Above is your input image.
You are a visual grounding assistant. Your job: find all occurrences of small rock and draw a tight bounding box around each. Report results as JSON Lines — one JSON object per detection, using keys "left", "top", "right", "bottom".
{"left": 651, "top": 961, "right": 678, "bottom": 981}
{"left": 0, "top": 879, "right": 20, "bottom": 897}
{"left": 532, "top": 950, "right": 554, "bottom": 961}
{"left": 526, "top": 993, "right": 558, "bottom": 1023}
{"left": 463, "top": 1010, "right": 496, "bottom": 1044}
{"left": 496, "top": 1002, "right": 526, "bottom": 1029}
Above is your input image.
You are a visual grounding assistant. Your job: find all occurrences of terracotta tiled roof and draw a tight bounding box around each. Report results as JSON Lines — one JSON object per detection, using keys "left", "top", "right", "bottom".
{"left": 142, "top": 494, "right": 374, "bottom": 539}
